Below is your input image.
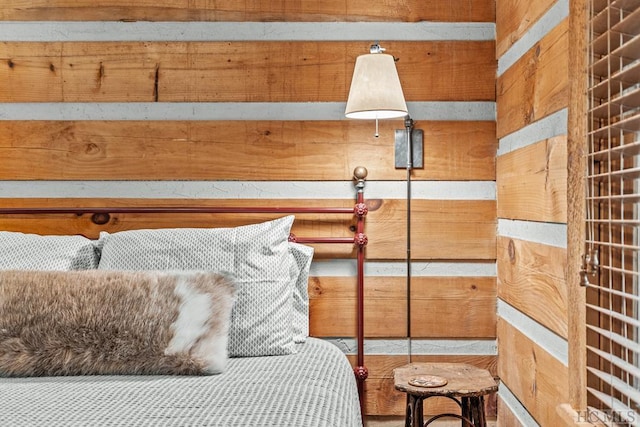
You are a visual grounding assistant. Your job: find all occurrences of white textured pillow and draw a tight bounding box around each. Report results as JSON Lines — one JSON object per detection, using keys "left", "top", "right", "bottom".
{"left": 289, "top": 243, "right": 314, "bottom": 342}
{"left": 96, "top": 216, "right": 297, "bottom": 357}
{"left": 0, "top": 231, "right": 98, "bottom": 270}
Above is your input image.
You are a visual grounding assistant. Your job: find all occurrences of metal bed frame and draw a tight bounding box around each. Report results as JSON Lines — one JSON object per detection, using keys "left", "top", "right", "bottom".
{"left": 0, "top": 166, "right": 370, "bottom": 415}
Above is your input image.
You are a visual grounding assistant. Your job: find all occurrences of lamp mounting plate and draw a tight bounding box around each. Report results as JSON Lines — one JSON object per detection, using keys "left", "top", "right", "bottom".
{"left": 394, "top": 129, "right": 424, "bottom": 169}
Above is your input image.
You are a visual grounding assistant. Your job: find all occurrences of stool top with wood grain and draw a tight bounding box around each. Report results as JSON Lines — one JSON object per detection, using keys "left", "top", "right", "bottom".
{"left": 394, "top": 363, "right": 497, "bottom": 398}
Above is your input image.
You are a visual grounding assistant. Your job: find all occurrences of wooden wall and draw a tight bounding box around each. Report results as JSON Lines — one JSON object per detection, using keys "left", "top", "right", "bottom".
{"left": 496, "top": 0, "right": 571, "bottom": 425}
{"left": 0, "top": 1, "right": 497, "bottom": 418}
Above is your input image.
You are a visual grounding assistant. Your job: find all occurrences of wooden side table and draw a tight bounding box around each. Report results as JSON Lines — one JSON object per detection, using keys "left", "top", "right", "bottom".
{"left": 394, "top": 363, "right": 498, "bottom": 427}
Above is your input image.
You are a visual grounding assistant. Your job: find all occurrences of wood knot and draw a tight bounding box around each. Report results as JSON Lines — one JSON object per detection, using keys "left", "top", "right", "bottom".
{"left": 508, "top": 239, "right": 516, "bottom": 263}
{"left": 91, "top": 213, "right": 111, "bottom": 225}
{"left": 85, "top": 143, "right": 100, "bottom": 155}
{"left": 365, "top": 199, "right": 383, "bottom": 212}
{"left": 308, "top": 278, "right": 322, "bottom": 297}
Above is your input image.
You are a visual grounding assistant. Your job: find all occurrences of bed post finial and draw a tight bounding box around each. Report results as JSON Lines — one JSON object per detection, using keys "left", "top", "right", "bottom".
{"left": 353, "top": 166, "right": 368, "bottom": 194}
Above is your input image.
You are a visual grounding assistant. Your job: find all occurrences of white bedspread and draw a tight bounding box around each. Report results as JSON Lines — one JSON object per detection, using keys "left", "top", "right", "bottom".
{"left": 1, "top": 338, "right": 362, "bottom": 427}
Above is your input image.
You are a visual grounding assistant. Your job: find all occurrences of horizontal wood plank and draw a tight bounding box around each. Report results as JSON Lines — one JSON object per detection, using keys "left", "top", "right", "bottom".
{"left": 496, "top": 135, "right": 568, "bottom": 223}
{"left": 0, "top": 120, "right": 497, "bottom": 181}
{"left": 376, "top": 199, "right": 497, "bottom": 260}
{"left": 497, "top": 319, "right": 569, "bottom": 427}
{"left": 410, "top": 277, "right": 497, "bottom": 338}
{"left": 0, "top": 198, "right": 497, "bottom": 261}
{"left": 310, "top": 277, "right": 405, "bottom": 338}
{"left": 496, "top": 19, "right": 569, "bottom": 138}
{"left": 0, "top": 1, "right": 496, "bottom": 22}
{"left": 497, "top": 236, "right": 568, "bottom": 338}
{"left": 0, "top": 41, "right": 496, "bottom": 102}
{"left": 310, "top": 276, "right": 497, "bottom": 338}
{"left": 349, "top": 354, "right": 497, "bottom": 416}
{"left": 496, "top": 0, "right": 558, "bottom": 57}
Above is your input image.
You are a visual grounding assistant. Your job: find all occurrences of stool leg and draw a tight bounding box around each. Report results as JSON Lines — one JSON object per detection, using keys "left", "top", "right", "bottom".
{"left": 461, "top": 396, "right": 487, "bottom": 427}
{"left": 405, "top": 394, "right": 424, "bottom": 427}
{"left": 474, "top": 396, "right": 487, "bottom": 427}
{"left": 461, "top": 397, "right": 473, "bottom": 426}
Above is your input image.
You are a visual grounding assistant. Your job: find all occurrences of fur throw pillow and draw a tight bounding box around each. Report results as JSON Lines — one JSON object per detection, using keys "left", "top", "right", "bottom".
{"left": 0, "top": 270, "right": 236, "bottom": 377}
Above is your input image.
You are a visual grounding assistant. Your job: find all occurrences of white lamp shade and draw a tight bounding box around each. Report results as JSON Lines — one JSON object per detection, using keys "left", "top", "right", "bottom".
{"left": 345, "top": 53, "right": 408, "bottom": 120}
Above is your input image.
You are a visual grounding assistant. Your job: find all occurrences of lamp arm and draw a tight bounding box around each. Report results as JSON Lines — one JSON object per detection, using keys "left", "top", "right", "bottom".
{"left": 405, "top": 116, "right": 414, "bottom": 171}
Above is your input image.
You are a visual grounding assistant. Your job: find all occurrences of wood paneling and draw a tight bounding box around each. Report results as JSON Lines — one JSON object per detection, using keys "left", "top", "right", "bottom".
{"left": 0, "top": 120, "right": 496, "bottom": 181}
{"left": 498, "top": 319, "right": 569, "bottom": 427}
{"left": 497, "top": 236, "right": 568, "bottom": 338}
{"left": 496, "top": 19, "right": 569, "bottom": 138}
{"left": 410, "top": 277, "right": 497, "bottom": 338}
{"left": 0, "top": 1, "right": 496, "bottom": 22}
{"left": 398, "top": 199, "right": 496, "bottom": 260}
{"left": 497, "top": 135, "right": 568, "bottom": 223}
{"left": 0, "top": 198, "right": 497, "bottom": 261}
{"left": 310, "top": 277, "right": 406, "bottom": 338}
{"left": 496, "top": 396, "right": 525, "bottom": 427}
{"left": 349, "top": 354, "right": 497, "bottom": 416}
{"left": 496, "top": 0, "right": 558, "bottom": 57}
{"left": 310, "top": 276, "right": 497, "bottom": 338}
{"left": 0, "top": 41, "right": 496, "bottom": 103}
{"left": 3, "top": 1, "right": 502, "bottom": 420}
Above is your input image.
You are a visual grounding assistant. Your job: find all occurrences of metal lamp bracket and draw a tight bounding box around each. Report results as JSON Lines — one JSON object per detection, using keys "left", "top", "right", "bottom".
{"left": 394, "top": 128, "right": 424, "bottom": 169}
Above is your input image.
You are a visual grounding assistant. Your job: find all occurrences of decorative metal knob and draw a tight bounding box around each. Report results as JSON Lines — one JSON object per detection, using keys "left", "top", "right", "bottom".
{"left": 354, "top": 203, "right": 368, "bottom": 217}
{"left": 354, "top": 366, "right": 369, "bottom": 381}
{"left": 354, "top": 233, "right": 368, "bottom": 246}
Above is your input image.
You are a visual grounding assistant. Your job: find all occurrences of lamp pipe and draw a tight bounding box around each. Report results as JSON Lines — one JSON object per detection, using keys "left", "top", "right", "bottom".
{"left": 405, "top": 115, "right": 414, "bottom": 363}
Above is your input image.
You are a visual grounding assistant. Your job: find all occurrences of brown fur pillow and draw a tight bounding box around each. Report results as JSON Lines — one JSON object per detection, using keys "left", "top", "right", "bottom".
{"left": 0, "top": 270, "right": 236, "bottom": 377}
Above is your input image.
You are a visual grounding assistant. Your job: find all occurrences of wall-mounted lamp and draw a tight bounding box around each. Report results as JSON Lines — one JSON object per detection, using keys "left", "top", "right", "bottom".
{"left": 345, "top": 43, "right": 424, "bottom": 363}
{"left": 345, "top": 43, "right": 423, "bottom": 169}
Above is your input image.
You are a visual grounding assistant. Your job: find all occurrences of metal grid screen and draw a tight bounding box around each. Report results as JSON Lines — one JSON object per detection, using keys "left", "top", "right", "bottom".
{"left": 586, "top": 0, "right": 640, "bottom": 424}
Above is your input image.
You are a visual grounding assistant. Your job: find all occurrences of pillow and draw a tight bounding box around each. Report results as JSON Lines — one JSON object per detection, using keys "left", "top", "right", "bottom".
{"left": 96, "top": 216, "right": 297, "bottom": 357}
{"left": 0, "top": 231, "right": 98, "bottom": 270}
{"left": 289, "top": 243, "right": 314, "bottom": 343}
{"left": 0, "top": 270, "right": 236, "bottom": 377}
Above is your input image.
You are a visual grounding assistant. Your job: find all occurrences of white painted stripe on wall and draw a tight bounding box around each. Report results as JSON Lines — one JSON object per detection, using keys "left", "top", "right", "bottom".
{"left": 0, "top": 21, "right": 495, "bottom": 42}
{"left": 408, "top": 101, "right": 496, "bottom": 121}
{"left": 497, "top": 0, "right": 569, "bottom": 75}
{"left": 498, "top": 300, "right": 568, "bottom": 366}
{"left": 326, "top": 338, "right": 497, "bottom": 356}
{"left": 498, "top": 219, "right": 567, "bottom": 248}
{"left": 497, "top": 108, "right": 568, "bottom": 155}
{"left": 0, "top": 102, "right": 496, "bottom": 122}
{"left": 311, "top": 260, "right": 496, "bottom": 277}
{"left": 499, "top": 383, "right": 541, "bottom": 427}
{"left": 0, "top": 180, "right": 496, "bottom": 200}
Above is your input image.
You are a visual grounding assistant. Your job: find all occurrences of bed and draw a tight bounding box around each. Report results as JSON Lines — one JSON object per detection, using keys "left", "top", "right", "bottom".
{"left": 0, "top": 168, "right": 369, "bottom": 427}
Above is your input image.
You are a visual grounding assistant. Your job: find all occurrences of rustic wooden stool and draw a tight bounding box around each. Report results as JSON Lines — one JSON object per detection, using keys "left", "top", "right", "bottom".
{"left": 394, "top": 363, "right": 498, "bottom": 427}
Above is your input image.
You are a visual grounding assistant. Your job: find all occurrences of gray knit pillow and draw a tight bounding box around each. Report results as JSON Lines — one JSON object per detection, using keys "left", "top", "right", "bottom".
{"left": 96, "top": 216, "right": 297, "bottom": 357}
{"left": 0, "top": 231, "right": 98, "bottom": 270}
